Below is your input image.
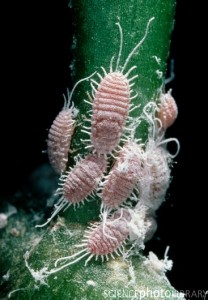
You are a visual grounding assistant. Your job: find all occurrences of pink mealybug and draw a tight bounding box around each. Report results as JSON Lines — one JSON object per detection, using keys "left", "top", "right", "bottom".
{"left": 85, "top": 18, "right": 154, "bottom": 155}
{"left": 52, "top": 211, "right": 129, "bottom": 271}
{"left": 47, "top": 73, "right": 95, "bottom": 174}
{"left": 26, "top": 209, "right": 157, "bottom": 282}
{"left": 157, "top": 89, "right": 178, "bottom": 130}
{"left": 138, "top": 101, "right": 180, "bottom": 212}
{"left": 27, "top": 212, "right": 129, "bottom": 281}
{"left": 61, "top": 154, "right": 107, "bottom": 204}
{"left": 47, "top": 92, "right": 75, "bottom": 174}
{"left": 138, "top": 146, "right": 171, "bottom": 212}
{"left": 100, "top": 141, "right": 143, "bottom": 209}
{"left": 36, "top": 154, "right": 107, "bottom": 228}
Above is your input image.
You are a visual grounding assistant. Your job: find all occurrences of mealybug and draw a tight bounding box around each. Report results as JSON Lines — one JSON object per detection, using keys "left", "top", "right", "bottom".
{"left": 88, "top": 18, "right": 154, "bottom": 154}
{"left": 47, "top": 97, "right": 75, "bottom": 174}
{"left": 138, "top": 102, "right": 180, "bottom": 212}
{"left": 27, "top": 212, "right": 129, "bottom": 281}
{"left": 47, "top": 73, "right": 95, "bottom": 174}
{"left": 139, "top": 146, "right": 171, "bottom": 212}
{"left": 36, "top": 154, "right": 107, "bottom": 228}
{"left": 157, "top": 90, "right": 178, "bottom": 130}
{"left": 54, "top": 211, "right": 129, "bottom": 269}
{"left": 61, "top": 154, "right": 107, "bottom": 204}
{"left": 101, "top": 141, "right": 143, "bottom": 209}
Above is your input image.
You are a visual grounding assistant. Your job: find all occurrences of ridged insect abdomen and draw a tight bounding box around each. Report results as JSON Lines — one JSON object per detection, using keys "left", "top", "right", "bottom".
{"left": 157, "top": 90, "right": 178, "bottom": 130}
{"left": 63, "top": 154, "right": 107, "bottom": 203}
{"left": 86, "top": 217, "right": 128, "bottom": 256}
{"left": 47, "top": 108, "right": 75, "bottom": 174}
{"left": 52, "top": 212, "right": 129, "bottom": 272}
{"left": 91, "top": 72, "right": 130, "bottom": 154}
{"left": 139, "top": 146, "right": 170, "bottom": 211}
{"left": 47, "top": 73, "right": 96, "bottom": 174}
{"left": 36, "top": 154, "right": 106, "bottom": 228}
{"left": 101, "top": 141, "right": 142, "bottom": 208}
{"left": 89, "top": 18, "right": 154, "bottom": 155}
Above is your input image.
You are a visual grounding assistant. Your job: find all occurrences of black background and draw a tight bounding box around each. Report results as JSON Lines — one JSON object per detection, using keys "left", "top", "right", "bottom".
{"left": 1, "top": 0, "right": 207, "bottom": 297}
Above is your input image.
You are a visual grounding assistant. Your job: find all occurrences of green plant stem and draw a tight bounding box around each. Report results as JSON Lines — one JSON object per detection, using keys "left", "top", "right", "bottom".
{"left": 0, "top": 1, "right": 184, "bottom": 299}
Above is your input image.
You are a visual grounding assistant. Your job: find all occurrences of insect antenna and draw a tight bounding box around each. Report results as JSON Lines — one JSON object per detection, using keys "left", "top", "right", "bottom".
{"left": 115, "top": 21, "right": 123, "bottom": 71}
{"left": 122, "top": 17, "right": 155, "bottom": 73}
{"left": 110, "top": 56, "right": 115, "bottom": 73}
{"left": 54, "top": 248, "right": 88, "bottom": 267}
{"left": 35, "top": 198, "right": 69, "bottom": 228}
{"left": 64, "top": 72, "right": 96, "bottom": 110}
{"left": 142, "top": 101, "right": 158, "bottom": 139}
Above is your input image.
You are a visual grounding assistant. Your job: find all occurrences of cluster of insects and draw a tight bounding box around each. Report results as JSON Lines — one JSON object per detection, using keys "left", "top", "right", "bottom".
{"left": 34, "top": 17, "right": 179, "bottom": 277}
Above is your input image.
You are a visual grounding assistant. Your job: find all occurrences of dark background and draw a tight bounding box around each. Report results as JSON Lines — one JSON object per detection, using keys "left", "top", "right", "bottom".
{"left": 1, "top": 0, "right": 207, "bottom": 297}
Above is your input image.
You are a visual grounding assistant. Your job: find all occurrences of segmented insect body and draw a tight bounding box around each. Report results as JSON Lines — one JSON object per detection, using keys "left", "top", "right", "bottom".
{"left": 47, "top": 74, "right": 95, "bottom": 174}
{"left": 91, "top": 72, "right": 130, "bottom": 154}
{"left": 51, "top": 212, "right": 129, "bottom": 274}
{"left": 90, "top": 18, "right": 154, "bottom": 154}
{"left": 101, "top": 141, "right": 143, "bottom": 209}
{"left": 86, "top": 216, "right": 128, "bottom": 258}
{"left": 26, "top": 212, "right": 129, "bottom": 282}
{"left": 139, "top": 146, "right": 171, "bottom": 212}
{"left": 157, "top": 90, "right": 178, "bottom": 130}
{"left": 138, "top": 101, "right": 180, "bottom": 213}
{"left": 47, "top": 107, "right": 75, "bottom": 174}
{"left": 36, "top": 154, "right": 107, "bottom": 228}
{"left": 62, "top": 154, "right": 107, "bottom": 204}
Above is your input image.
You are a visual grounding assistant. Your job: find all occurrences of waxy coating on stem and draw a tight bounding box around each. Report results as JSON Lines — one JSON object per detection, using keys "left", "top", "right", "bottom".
{"left": 125, "top": 206, "right": 158, "bottom": 248}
